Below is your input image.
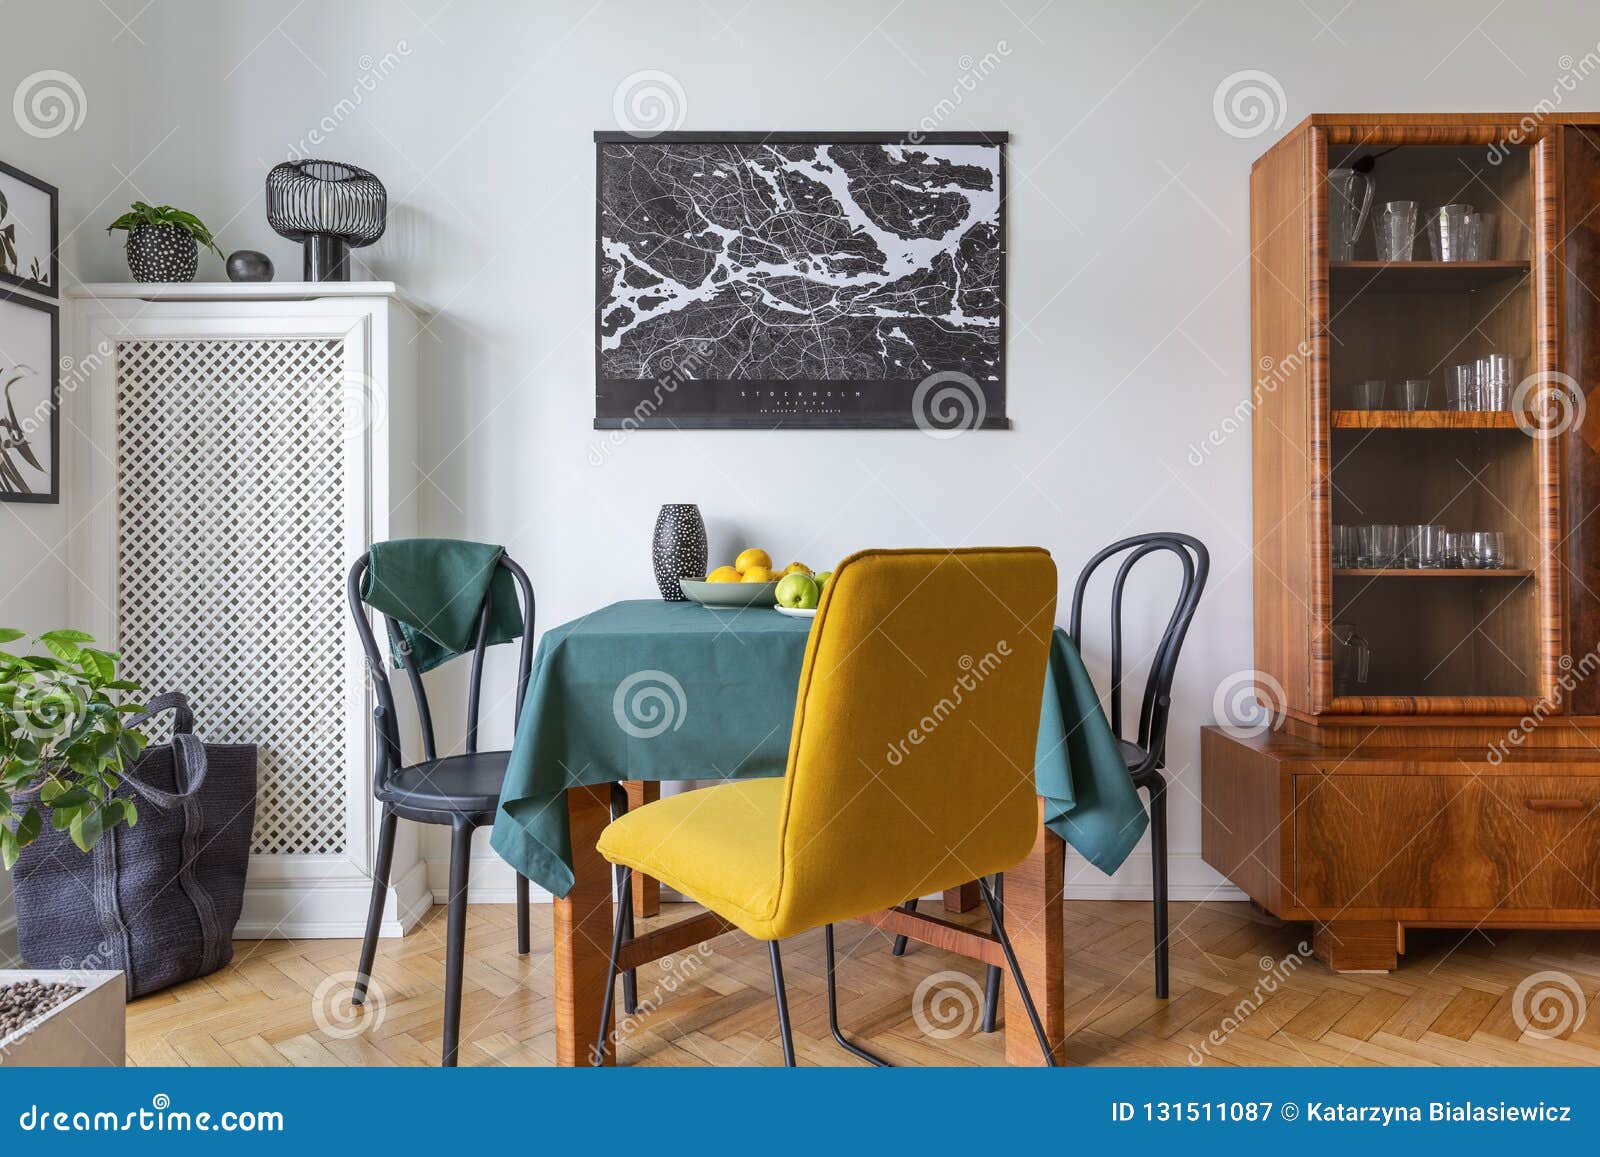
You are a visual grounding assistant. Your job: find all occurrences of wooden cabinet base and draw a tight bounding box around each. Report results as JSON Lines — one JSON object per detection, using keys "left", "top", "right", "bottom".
{"left": 1313, "top": 922, "right": 1400, "bottom": 972}
{"left": 1202, "top": 726, "right": 1600, "bottom": 971}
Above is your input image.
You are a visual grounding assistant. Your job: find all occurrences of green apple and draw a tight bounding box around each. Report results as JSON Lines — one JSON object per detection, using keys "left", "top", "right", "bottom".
{"left": 775, "top": 572, "right": 820, "bottom": 610}
{"left": 813, "top": 571, "right": 832, "bottom": 591}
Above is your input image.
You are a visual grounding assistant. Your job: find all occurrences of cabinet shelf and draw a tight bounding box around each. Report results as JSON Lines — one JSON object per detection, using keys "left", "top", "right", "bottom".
{"left": 1333, "top": 568, "right": 1533, "bottom": 578}
{"left": 1329, "top": 260, "right": 1530, "bottom": 292}
{"left": 1332, "top": 410, "right": 1519, "bottom": 429}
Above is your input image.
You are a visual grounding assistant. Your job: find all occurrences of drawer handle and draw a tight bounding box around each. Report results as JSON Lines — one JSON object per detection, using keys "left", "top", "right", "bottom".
{"left": 1526, "top": 798, "right": 1590, "bottom": 811}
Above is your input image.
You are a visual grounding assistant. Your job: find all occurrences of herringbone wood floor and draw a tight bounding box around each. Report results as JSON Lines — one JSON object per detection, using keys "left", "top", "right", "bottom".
{"left": 124, "top": 900, "right": 1600, "bottom": 1066}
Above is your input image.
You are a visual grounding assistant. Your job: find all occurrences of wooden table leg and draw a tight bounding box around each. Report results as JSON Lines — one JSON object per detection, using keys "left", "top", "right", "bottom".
{"left": 1001, "top": 799, "right": 1066, "bottom": 1065}
{"left": 942, "top": 881, "right": 981, "bottom": 913}
{"left": 624, "top": 781, "right": 661, "bottom": 918}
{"left": 554, "top": 784, "right": 616, "bottom": 1066}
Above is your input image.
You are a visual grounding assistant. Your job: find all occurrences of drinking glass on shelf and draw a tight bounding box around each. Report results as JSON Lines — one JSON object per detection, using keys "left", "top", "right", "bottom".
{"left": 1427, "top": 203, "right": 1474, "bottom": 262}
{"left": 1350, "top": 379, "right": 1386, "bottom": 409}
{"left": 1441, "top": 531, "right": 1462, "bottom": 568}
{"left": 1473, "top": 530, "right": 1506, "bottom": 570}
{"left": 1466, "top": 212, "right": 1498, "bottom": 260}
{"left": 1397, "top": 379, "right": 1430, "bottom": 410}
{"left": 1333, "top": 524, "right": 1357, "bottom": 568}
{"left": 1453, "top": 531, "right": 1481, "bottom": 568}
{"left": 1449, "top": 363, "right": 1480, "bottom": 410}
{"left": 1403, "top": 523, "right": 1446, "bottom": 569}
{"left": 1374, "top": 201, "right": 1419, "bottom": 261}
{"left": 1478, "top": 354, "right": 1513, "bottom": 410}
{"left": 1359, "top": 523, "right": 1400, "bottom": 569}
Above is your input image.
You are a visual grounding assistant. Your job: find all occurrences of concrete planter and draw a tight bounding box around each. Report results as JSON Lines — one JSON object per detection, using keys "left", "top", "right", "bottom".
{"left": 0, "top": 971, "right": 125, "bottom": 1067}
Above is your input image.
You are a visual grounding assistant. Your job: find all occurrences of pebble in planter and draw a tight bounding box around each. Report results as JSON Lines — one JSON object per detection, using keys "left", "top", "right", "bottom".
{"left": 106, "top": 202, "right": 224, "bottom": 284}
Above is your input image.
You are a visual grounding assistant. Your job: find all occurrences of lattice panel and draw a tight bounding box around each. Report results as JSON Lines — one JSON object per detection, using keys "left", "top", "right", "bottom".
{"left": 115, "top": 337, "right": 350, "bottom": 856}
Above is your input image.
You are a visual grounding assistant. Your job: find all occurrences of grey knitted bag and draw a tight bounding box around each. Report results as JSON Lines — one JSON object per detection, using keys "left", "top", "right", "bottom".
{"left": 12, "top": 693, "right": 257, "bottom": 999}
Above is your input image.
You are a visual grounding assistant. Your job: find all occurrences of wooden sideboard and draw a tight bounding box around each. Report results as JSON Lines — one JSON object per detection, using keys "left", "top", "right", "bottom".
{"left": 1203, "top": 114, "right": 1600, "bottom": 970}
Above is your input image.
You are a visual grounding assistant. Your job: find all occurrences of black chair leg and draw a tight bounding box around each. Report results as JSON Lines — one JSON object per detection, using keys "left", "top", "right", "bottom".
{"left": 353, "top": 806, "right": 397, "bottom": 1007}
{"left": 978, "top": 876, "right": 1058, "bottom": 1067}
{"left": 1147, "top": 774, "right": 1170, "bottom": 999}
{"left": 824, "top": 924, "right": 891, "bottom": 1066}
{"left": 516, "top": 873, "right": 530, "bottom": 956}
{"left": 593, "top": 865, "right": 632, "bottom": 1065}
{"left": 982, "top": 873, "right": 1003, "bottom": 1032}
{"left": 619, "top": 870, "right": 638, "bottom": 1015}
{"left": 890, "top": 897, "right": 918, "bottom": 957}
{"left": 768, "top": 941, "right": 797, "bottom": 1067}
{"left": 608, "top": 786, "right": 639, "bottom": 1014}
{"left": 440, "top": 816, "right": 473, "bottom": 1067}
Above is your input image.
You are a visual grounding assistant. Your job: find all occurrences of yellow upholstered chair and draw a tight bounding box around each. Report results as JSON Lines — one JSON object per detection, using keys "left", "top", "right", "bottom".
{"left": 595, "top": 547, "right": 1059, "bottom": 1066}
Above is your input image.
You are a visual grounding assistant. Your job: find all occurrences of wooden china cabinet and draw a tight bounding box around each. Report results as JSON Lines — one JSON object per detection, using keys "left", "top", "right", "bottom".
{"left": 1202, "top": 114, "right": 1600, "bottom": 971}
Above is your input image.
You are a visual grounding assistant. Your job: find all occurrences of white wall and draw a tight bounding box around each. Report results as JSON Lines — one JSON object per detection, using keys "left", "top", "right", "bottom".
{"left": 10, "top": 0, "right": 1600, "bottom": 921}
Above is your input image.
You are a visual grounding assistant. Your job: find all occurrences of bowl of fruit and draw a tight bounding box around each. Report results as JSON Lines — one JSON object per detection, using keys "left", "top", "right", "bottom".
{"left": 680, "top": 550, "right": 826, "bottom": 611}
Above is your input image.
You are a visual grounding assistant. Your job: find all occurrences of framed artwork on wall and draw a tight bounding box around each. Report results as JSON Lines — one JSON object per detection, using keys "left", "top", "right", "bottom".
{"left": 594, "top": 131, "right": 1008, "bottom": 431}
{"left": 0, "top": 160, "right": 60, "bottom": 298}
{"left": 0, "top": 288, "right": 60, "bottom": 503}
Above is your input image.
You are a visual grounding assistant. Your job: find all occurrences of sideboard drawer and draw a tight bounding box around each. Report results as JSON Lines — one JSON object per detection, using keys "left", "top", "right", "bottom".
{"left": 1294, "top": 774, "right": 1600, "bottom": 910}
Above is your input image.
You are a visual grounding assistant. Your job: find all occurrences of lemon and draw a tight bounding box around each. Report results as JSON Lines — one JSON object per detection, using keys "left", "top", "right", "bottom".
{"left": 780, "top": 562, "right": 813, "bottom": 577}
{"left": 735, "top": 548, "right": 772, "bottom": 574}
{"left": 706, "top": 565, "right": 741, "bottom": 583}
{"left": 740, "top": 565, "right": 777, "bottom": 583}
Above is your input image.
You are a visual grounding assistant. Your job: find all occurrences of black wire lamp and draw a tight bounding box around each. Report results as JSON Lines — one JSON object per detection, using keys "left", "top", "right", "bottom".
{"left": 265, "top": 160, "right": 386, "bottom": 281}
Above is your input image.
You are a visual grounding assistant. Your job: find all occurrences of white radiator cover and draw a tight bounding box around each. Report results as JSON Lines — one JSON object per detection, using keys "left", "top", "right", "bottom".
{"left": 68, "top": 284, "right": 430, "bottom": 939}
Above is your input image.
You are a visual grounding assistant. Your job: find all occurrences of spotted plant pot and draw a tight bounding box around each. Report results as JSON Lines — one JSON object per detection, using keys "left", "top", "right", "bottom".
{"left": 125, "top": 224, "right": 199, "bottom": 283}
{"left": 652, "top": 503, "right": 708, "bottom": 601}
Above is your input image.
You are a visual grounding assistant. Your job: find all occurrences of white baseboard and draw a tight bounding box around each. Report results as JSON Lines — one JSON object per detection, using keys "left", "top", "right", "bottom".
{"left": 425, "top": 850, "right": 1245, "bottom": 906}
{"left": 236, "top": 858, "right": 432, "bottom": 939}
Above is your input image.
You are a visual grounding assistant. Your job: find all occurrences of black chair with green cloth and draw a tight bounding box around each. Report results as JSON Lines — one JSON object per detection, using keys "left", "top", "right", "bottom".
{"left": 345, "top": 539, "right": 535, "bottom": 1067}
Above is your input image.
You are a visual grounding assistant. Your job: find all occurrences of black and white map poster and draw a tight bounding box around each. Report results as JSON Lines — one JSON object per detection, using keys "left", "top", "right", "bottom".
{"left": 595, "top": 132, "right": 1007, "bottom": 430}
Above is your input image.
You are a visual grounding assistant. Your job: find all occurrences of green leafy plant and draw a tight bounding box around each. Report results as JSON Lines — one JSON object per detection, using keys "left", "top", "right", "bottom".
{"left": 0, "top": 629, "right": 148, "bottom": 869}
{"left": 105, "top": 202, "right": 224, "bottom": 259}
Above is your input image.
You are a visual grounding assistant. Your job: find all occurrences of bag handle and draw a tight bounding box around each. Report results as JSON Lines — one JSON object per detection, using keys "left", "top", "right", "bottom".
{"left": 125, "top": 691, "right": 195, "bottom": 735}
{"left": 120, "top": 694, "right": 209, "bottom": 810}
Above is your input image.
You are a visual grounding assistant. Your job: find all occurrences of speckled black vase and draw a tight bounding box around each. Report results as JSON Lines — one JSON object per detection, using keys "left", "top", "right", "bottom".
{"left": 125, "top": 224, "right": 198, "bottom": 283}
{"left": 652, "top": 504, "right": 707, "bottom": 601}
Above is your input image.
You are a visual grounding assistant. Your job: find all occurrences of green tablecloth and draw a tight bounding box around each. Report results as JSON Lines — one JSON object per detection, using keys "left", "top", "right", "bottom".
{"left": 490, "top": 600, "right": 1148, "bottom": 897}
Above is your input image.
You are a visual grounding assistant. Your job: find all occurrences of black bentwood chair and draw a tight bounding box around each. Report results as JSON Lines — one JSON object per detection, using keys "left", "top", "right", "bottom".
{"left": 346, "top": 551, "right": 537, "bottom": 1066}
{"left": 1064, "top": 532, "right": 1208, "bottom": 998}
{"left": 893, "top": 535, "right": 1209, "bottom": 1017}
{"left": 896, "top": 534, "right": 1203, "bottom": 1011}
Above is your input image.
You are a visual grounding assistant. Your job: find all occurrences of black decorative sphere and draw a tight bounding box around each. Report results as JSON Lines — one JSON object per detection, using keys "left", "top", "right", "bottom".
{"left": 265, "top": 159, "right": 386, "bottom": 282}
{"left": 126, "top": 224, "right": 198, "bottom": 283}
{"left": 226, "top": 250, "right": 275, "bottom": 282}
